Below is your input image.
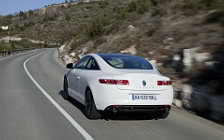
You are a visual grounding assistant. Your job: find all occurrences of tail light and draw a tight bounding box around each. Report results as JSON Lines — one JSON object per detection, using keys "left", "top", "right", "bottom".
{"left": 99, "top": 79, "right": 129, "bottom": 85}
{"left": 164, "top": 105, "right": 171, "bottom": 111}
{"left": 157, "top": 81, "right": 172, "bottom": 86}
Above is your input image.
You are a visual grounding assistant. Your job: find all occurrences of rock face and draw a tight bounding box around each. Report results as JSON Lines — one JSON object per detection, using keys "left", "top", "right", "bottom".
{"left": 183, "top": 47, "right": 210, "bottom": 73}
{"left": 58, "top": 40, "right": 74, "bottom": 63}
{"left": 76, "top": 41, "right": 93, "bottom": 59}
{"left": 63, "top": 55, "right": 72, "bottom": 64}
{"left": 32, "top": 0, "right": 95, "bottom": 16}
{"left": 210, "top": 95, "right": 224, "bottom": 122}
{"left": 169, "top": 48, "right": 224, "bottom": 122}
{"left": 181, "top": 84, "right": 193, "bottom": 109}
{"left": 0, "top": 26, "right": 9, "bottom": 30}
{"left": 170, "top": 47, "right": 211, "bottom": 75}
{"left": 127, "top": 25, "right": 136, "bottom": 32}
{"left": 191, "top": 84, "right": 214, "bottom": 113}
{"left": 171, "top": 52, "right": 184, "bottom": 73}
{"left": 0, "top": 36, "right": 22, "bottom": 42}
{"left": 120, "top": 45, "right": 137, "bottom": 55}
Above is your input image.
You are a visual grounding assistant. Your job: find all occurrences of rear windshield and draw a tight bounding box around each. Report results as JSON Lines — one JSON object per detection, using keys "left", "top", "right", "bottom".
{"left": 99, "top": 55, "right": 153, "bottom": 70}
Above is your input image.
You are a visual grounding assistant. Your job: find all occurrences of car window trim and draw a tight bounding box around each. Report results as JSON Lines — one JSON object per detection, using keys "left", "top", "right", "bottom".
{"left": 74, "top": 56, "right": 91, "bottom": 69}
{"left": 85, "top": 57, "right": 101, "bottom": 70}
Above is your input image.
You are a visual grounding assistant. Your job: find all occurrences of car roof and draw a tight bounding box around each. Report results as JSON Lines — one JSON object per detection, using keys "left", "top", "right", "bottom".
{"left": 97, "top": 53, "right": 139, "bottom": 58}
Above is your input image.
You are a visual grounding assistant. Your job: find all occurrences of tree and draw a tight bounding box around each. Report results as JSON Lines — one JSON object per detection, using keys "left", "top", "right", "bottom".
{"left": 28, "top": 10, "right": 33, "bottom": 16}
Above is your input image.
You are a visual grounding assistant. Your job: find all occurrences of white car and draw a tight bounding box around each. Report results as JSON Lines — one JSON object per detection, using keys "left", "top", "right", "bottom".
{"left": 63, "top": 53, "right": 173, "bottom": 119}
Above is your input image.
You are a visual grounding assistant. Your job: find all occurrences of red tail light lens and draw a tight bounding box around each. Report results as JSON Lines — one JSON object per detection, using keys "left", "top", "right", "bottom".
{"left": 99, "top": 79, "right": 129, "bottom": 85}
{"left": 157, "top": 81, "right": 172, "bottom": 86}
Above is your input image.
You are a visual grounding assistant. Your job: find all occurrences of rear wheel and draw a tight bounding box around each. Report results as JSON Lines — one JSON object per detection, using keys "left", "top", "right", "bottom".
{"left": 85, "top": 89, "right": 101, "bottom": 119}
{"left": 63, "top": 77, "right": 70, "bottom": 100}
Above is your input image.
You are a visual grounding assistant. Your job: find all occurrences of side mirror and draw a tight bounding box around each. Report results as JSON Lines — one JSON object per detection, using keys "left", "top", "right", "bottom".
{"left": 66, "top": 63, "right": 73, "bottom": 69}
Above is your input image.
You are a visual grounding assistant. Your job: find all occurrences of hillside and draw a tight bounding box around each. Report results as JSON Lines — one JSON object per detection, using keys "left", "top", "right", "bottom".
{"left": 0, "top": 0, "right": 224, "bottom": 122}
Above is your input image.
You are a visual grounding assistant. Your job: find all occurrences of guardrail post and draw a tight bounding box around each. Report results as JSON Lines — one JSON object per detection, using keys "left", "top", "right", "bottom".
{"left": 0, "top": 48, "right": 38, "bottom": 57}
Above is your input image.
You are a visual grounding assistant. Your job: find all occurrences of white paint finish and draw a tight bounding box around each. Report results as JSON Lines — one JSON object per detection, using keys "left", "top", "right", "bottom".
{"left": 23, "top": 50, "right": 94, "bottom": 140}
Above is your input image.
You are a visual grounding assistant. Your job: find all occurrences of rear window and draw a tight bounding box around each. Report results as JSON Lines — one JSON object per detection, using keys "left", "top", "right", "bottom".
{"left": 99, "top": 54, "right": 153, "bottom": 70}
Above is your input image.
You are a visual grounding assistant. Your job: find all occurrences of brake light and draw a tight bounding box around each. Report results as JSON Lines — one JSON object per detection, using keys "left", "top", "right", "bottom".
{"left": 99, "top": 79, "right": 129, "bottom": 85}
{"left": 157, "top": 81, "right": 172, "bottom": 85}
{"left": 164, "top": 105, "right": 171, "bottom": 111}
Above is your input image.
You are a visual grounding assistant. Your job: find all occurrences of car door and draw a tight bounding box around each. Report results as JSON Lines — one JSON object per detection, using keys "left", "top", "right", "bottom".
{"left": 78, "top": 57, "right": 101, "bottom": 103}
{"left": 68, "top": 56, "right": 91, "bottom": 104}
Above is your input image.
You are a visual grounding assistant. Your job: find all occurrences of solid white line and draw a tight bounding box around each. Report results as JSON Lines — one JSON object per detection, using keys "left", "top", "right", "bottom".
{"left": 23, "top": 50, "right": 94, "bottom": 140}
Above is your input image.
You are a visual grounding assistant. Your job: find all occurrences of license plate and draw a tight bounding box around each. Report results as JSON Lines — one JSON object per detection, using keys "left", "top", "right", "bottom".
{"left": 131, "top": 94, "right": 158, "bottom": 101}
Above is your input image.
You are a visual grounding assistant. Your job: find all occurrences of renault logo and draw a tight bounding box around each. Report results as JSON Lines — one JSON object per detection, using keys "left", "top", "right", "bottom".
{"left": 142, "top": 80, "right": 146, "bottom": 86}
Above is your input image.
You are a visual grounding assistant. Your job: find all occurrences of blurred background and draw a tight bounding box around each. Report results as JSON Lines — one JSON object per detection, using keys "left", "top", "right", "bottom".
{"left": 0, "top": 0, "right": 224, "bottom": 122}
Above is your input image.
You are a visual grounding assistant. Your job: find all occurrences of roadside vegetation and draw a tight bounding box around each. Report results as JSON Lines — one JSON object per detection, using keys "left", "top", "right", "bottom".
{"left": 0, "top": 0, "right": 223, "bottom": 47}
{"left": 0, "top": 39, "right": 42, "bottom": 51}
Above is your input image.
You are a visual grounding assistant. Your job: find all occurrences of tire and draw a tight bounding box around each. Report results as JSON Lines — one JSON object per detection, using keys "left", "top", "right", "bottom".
{"left": 85, "top": 89, "right": 101, "bottom": 119}
{"left": 63, "top": 77, "right": 70, "bottom": 100}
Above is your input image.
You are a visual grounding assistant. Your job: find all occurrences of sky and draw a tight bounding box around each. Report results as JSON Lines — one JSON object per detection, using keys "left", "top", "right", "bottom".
{"left": 0, "top": 0, "right": 67, "bottom": 15}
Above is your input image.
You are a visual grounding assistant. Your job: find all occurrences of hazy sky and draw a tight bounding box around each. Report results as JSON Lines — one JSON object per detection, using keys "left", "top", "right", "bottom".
{"left": 0, "top": 0, "right": 67, "bottom": 15}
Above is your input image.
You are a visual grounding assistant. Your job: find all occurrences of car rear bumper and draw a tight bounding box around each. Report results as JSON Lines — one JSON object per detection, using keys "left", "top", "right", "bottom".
{"left": 91, "top": 84, "right": 174, "bottom": 111}
{"left": 105, "top": 105, "right": 171, "bottom": 113}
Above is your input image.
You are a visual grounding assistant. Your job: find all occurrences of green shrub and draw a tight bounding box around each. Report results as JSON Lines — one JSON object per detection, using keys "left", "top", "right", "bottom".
{"left": 86, "top": 18, "right": 111, "bottom": 38}
{"left": 87, "top": 19, "right": 104, "bottom": 37}
{"left": 128, "top": 0, "right": 151, "bottom": 14}
{"left": 0, "top": 14, "right": 13, "bottom": 26}
{"left": 77, "top": 24, "right": 89, "bottom": 34}
{"left": 205, "top": 10, "right": 224, "bottom": 26}
{"left": 137, "top": 2, "right": 150, "bottom": 14}
{"left": 184, "top": 0, "right": 224, "bottom": 10}
{"left": 0, "top": 41, "right": 10, "bottom": 50}
{"left": 43, "top": 14, "right": 58, "bottom": 22}
{"left": 99, "top": 1, "right": 109, "bottom": 9}
{"left": 0, "top": 39, "right": 39, "bottom": 51}
{"left": 94, "top": 37, "right": 107, "bottom": 47}
{"left": 65, "top": 13, "right": 71, "bottom": 21}
{"left": 128, "top": 1, "right": 138, "bottom": 12}
{"left": 150, "top": 0, "right": 169, "bottom": 6}
{"left": 23, "top": 22, "right": 35, "bottom": 28}
{"left": 114, "top": 6, "right": 129, "bottom": 20}
{"left": 19, "top": 11, "right": 27, "bottom": 19}
{"left": 28, "top": 10, "right": 34, "bottom": 16}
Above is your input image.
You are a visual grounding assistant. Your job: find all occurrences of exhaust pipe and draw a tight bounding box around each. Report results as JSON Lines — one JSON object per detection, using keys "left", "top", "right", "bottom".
{"left": 112, "top": 108, "right": 118, "bottom": 113}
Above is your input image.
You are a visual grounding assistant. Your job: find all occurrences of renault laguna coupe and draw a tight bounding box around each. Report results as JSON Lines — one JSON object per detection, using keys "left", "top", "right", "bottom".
{"left": 63, "top": 53, "right": 173, "bottom": 119}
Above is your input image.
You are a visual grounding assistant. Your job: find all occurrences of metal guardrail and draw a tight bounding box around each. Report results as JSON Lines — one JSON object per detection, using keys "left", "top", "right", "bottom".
{"left": 0, "top": 48, "right": 36, "bottom": 57}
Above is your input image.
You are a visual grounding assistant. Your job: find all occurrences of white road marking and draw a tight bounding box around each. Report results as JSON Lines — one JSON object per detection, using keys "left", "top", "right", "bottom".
{"left": 23, "top": 50, "right": 94, "bottom": 140}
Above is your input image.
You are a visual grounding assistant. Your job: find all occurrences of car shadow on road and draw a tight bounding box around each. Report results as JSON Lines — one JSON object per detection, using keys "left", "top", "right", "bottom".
{"left": 58, "top": 90, "right": 86, "bottom": 114}
{"left": 102, "top": 113, "right": 158, "bottom": 121}
{"left": 58, "top": 90, "right": 159, "bottom": 121}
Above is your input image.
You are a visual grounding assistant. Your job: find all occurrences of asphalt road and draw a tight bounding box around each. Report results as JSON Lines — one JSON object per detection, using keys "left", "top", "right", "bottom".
{"left": 0, "top": 48, "right": 223, "bottom": 140}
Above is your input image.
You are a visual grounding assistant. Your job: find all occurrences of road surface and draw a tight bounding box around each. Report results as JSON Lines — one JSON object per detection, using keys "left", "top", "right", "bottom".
{"left": 0, "top": 48, "right": 223, "bottom": 140}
